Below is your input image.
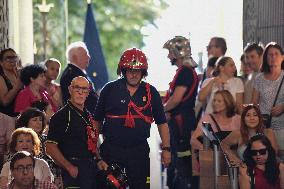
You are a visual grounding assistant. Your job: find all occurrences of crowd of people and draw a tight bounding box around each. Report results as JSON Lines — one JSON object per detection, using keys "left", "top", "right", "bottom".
{"left": 0, "top": 35, "right": 284, "bottom": 189}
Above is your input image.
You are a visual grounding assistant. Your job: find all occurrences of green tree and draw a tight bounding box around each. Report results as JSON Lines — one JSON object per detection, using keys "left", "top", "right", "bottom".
{"left": 33, "top": 0, "right": 168, "bottom": 80}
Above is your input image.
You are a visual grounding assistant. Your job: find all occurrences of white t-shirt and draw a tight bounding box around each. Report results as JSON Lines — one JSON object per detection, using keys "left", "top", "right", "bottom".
{"left": 201, "top": 77, "right": 244, "bottom": 113}
{"left": 0, "top": 157, "right": 53, "bottom": 183}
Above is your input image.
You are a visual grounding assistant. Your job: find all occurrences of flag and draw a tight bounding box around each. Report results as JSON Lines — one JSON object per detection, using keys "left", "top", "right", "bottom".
{"left": 83, "top": 3, "right": 108, "bottom": 90}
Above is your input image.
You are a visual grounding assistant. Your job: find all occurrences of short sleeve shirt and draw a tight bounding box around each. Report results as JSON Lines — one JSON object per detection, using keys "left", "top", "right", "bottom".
{"left": 169, "top": 66, "right": 198, "bottom": 114}
{"left": 253, "top": 71, "right": 284, "bottom": 130}
{"left": 47, "top": 101, "right": 94, "bottom": 158}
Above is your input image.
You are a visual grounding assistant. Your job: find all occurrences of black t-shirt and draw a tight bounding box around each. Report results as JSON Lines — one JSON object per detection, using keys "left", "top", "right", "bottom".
{"left": 170, "top": 66, "right": 198, "bottom": 115}
{"left": 47, "top": 101, "right": 93, "bottom": 158}
{"left": 94, "top": 78, "right": 166, "bottom": 147}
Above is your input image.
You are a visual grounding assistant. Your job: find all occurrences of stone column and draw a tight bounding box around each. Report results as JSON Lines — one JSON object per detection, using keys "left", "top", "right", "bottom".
{"left": 0, "top": 0, "right": 9, "bottom": 50}
{"left": 9, "top": 0, "right": 34, "bottom": 66}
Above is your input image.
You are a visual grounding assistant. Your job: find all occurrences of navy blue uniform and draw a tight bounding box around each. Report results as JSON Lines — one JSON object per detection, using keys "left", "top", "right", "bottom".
{"left": 60, "top": 64, "right": 98, "bottom": 115}
{"left": 94, "top": 78, "right": 166, "bottom": 189}
{"left": 165, "top": 65, "right": 198, "bottom": 189}
{"left": 47, "top": 101, "right": 98, "bottom": 189}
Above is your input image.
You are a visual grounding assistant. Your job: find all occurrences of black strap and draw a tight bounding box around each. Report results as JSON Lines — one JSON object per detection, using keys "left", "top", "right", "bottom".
{"left": 272, "top": 73, "right": 284, "bottom": 107}
{"left": 209, "top": 114, "right": 222, "bottom": 132}
{"left": 249, "top": 168, "right": 255, "bottom": 189}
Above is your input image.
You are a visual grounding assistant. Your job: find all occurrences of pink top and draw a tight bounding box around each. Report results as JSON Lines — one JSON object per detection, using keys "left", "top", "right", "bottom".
{"left": 197, "top": 113, "right": 241, "bottom": 132}
{"left": 45, "top": 83, "right": 62, "bottom": 109}
{"left": 14, "top": 86, "right": 57, "bottom": 113}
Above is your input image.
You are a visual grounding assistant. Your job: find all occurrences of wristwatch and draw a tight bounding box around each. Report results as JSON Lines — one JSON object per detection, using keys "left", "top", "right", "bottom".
{"left": 161, "top": 146, "right": 171, "bottom": 152}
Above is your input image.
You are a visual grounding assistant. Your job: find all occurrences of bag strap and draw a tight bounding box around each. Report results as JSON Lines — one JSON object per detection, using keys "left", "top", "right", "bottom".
{"left": 272, "top": 73, "right": 284, "bottom": 107}
{"left": 209, "top": 114, "right": 222, "bottom": 132}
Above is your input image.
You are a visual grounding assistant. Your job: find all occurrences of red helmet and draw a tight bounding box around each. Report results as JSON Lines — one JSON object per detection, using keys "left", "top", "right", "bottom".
{"left": 117, "top": 48, "right": 148, "bottom": 75}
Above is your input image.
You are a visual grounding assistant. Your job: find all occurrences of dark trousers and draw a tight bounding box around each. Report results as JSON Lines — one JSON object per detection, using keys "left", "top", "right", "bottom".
{"left": 100, "top": 141, "right": 150, "bottom": 189}
{"left": 61, "top": 158, "right": 97, "bottom": 189}
{"left": 167, "top": 111, "right": 196, "bottom": 189}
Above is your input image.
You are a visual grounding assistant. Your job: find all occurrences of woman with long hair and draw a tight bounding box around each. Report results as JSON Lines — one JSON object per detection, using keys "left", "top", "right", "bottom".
{"left": 0, "top": 48, "right": 23, "bottom": 168}
{"left": 239, "top": 134, "right": 284, "bottom": 189}
{"left": 222, "top": 104, "right": 278, "bottom": 164}
{"left": 198, "top": 56, "right": 244, "bottom": 114}
{"left": 251, "top": 42, "right": 284, "bottom": 160}
{"left": 191, "top": 90, "right": 241, "bottom": 150}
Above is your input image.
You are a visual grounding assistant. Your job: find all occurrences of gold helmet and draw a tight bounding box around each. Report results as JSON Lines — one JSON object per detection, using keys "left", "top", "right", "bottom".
{"left": 163, "top": 36, "right": 198, "bottom": 67}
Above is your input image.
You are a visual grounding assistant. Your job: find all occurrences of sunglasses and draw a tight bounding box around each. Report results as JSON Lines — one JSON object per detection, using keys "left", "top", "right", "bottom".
{"left": 71, "top": 85, "right": 90, "bottom": 94}
{"left": 250, "top": 148, "right": 267, "bottom": 156}
{"left": 3, "top": 56, "right": 19, "bottom": 62}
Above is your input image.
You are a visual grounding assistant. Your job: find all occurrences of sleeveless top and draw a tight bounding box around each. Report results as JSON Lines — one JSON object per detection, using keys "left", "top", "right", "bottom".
{"left": 0, "top": 73, "right": 17, "bottom": 117}
{"left": 254, "top": 167, "right": 281, "bottom": 189}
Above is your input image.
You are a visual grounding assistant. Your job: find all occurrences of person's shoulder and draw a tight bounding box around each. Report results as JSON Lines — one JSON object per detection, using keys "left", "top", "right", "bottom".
{"left": 100, "top": 79, "right": 121, "bottom": 92}
{"left": 35, "top": 179, "right": 57, "bottom": 189}
{"left": 34, "top": 157, "right": 49, "bottom": 167}
{"left": 254, "top": 72, "right": 264, "bottom": 80}
{"left": 202, "top": 77, "right": 214, "bottom": 86}
{"left": 50, "top": 104, "right": 68, "bottom": 119}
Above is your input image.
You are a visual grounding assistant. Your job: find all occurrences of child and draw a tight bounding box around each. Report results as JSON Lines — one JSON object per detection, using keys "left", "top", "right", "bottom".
{"left": 44, "top": 58, "right": 63, "bottom": 110}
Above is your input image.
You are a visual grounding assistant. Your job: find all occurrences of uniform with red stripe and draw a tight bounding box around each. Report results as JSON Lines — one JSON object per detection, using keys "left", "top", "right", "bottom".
{"left": 94, "top": 48, "right": 171, "bottom": 189}
{"left": 163, "top": 36, "right": 199, "bottom": 189}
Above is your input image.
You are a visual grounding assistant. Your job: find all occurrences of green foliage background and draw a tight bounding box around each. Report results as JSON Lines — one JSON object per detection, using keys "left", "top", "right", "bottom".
{"left": 33, "top": 0, "right": 168, "bottom": 80}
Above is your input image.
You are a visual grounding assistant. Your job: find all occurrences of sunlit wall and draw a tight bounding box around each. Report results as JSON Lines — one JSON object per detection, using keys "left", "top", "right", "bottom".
{"left": 143, "top": 0, "right": 243, "bottom": 91}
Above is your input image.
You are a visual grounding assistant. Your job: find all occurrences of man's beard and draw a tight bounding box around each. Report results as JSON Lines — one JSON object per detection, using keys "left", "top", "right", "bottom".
{"left": 170, "top": 58, "right": 177, "bottom": 65}
{"left": 126, "top": 79, "right": 141, "bottom": 88}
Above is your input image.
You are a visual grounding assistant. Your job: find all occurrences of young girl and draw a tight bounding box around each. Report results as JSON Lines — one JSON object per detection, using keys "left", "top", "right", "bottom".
{"left": 44, "top": 58, "right": 63, "bottom": 109}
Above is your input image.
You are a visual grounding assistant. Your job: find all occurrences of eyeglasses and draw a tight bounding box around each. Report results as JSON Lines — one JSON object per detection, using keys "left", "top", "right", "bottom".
{"left": 71, "top": 85, "right": 90, "bottom": 94}
{"left": 13, "top": 165, "right": 34, "bottom": 173}
{"left": 250, "top": 148, "right": 267, "bottom": 156}
{"left": 3, "top": 56, "right": 19, "bottom": 62}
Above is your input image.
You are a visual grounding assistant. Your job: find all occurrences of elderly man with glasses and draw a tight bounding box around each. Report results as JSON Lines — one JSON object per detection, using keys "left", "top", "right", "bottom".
{"left": 46, "top": 76, "right": 100, "bottom": 189}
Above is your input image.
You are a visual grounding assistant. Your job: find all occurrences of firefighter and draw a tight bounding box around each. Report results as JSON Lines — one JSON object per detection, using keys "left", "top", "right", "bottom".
{"left": 163, "top": 36, "right": 199, "bottom": 189}
{"left": 94, "top": 48, "right": 171, "bottom": 189}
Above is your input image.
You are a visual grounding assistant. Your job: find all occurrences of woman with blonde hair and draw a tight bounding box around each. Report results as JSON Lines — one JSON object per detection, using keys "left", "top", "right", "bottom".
{"left": 191, "top": 90, "right": 241, "bottom": 150}
{"left": 0, "top": 128, "right": 52, "bottom": 187}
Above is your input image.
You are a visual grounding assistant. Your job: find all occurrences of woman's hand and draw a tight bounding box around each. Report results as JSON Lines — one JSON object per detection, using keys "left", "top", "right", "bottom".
{"left": 271, "top": 104, "right": 284, "bottom": 116}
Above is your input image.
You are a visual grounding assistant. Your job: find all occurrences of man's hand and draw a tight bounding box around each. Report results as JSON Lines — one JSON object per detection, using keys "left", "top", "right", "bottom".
{"left": 97, "top": 160, "right": 109, "bottom": 171}
{"left": 161, "top": 151, "right": 171, "bottom": 167}
{"left": 66, "top": 164, "right": 79, "bottom": 178}
{"left": 165, "top": 112, "right": 171, "bottom": 121}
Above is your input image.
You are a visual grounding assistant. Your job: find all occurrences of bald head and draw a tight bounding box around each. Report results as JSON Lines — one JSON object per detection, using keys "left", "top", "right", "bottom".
{"left": 70, "top": 76, "right": 90, "bottom": 87}
{"left": 68, "top": 76, "right": 90, "bottom": 110}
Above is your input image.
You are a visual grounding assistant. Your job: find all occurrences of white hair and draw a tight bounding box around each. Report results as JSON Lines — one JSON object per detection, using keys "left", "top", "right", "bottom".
{"left": 66, "top": 41, "right": 88, "bottom": 63}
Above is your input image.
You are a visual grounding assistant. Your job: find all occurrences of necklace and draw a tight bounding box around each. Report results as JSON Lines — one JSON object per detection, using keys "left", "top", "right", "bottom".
{"left": 67, "top": 101, "right": 99, "bottom": 154}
